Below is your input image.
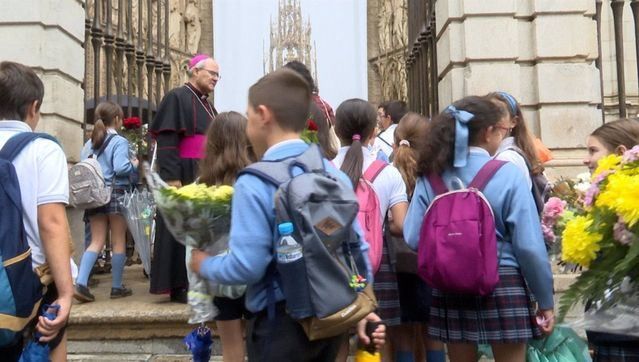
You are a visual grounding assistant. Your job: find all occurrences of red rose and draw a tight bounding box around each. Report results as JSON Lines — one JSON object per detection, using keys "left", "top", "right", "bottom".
{"left": 306, "top": 119, "right": 318, "bottom": 131}
{"left": 123, "top": 117, "right": 142, "bottom": 129}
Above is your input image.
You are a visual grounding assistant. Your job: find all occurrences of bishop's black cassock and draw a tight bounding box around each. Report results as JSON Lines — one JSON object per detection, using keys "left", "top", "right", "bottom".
{"left": 149, "top": 83, "right": 217, "bottom": 296}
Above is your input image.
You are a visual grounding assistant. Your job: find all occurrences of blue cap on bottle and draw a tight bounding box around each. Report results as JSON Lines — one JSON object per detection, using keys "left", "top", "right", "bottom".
{"left": 278, "top": 222, "right": 294, "bottom": 235}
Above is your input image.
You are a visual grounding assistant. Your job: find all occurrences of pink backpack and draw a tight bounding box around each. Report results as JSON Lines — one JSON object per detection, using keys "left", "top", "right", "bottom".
{"left": 356, "top": 160, "right": 387, "bottom": 274}
{"left": 417, "top": 160, "right": 506, "bottom": 296}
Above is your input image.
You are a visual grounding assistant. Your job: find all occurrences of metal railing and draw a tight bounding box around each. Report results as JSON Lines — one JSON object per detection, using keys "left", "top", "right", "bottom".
{"left": 596, "top": 0, "right": 639, "bottom": 120}
{"left": 406, "top": 0, "right": 438, "bottom": 117}
{"left": 84, "top": 0, "right": 171, "bottom": 128}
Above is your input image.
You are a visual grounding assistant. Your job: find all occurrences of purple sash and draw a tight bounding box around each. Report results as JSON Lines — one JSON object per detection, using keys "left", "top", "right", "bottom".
{"left": 179, "top": 135, "right": 206, "bottom": 159}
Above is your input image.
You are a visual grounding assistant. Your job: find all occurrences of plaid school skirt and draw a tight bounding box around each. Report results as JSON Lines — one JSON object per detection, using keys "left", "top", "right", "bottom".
{"left": 372, "top": 241, "right": 401, "bottom": 327}
{"left": 428, "top": 266, "right": 542, "bottom": 344}
{"left": 594, "top": 345, "right": 639, "bottom": 362}
{"left": 84, "top": 188, "right": 128, "bottom": 217}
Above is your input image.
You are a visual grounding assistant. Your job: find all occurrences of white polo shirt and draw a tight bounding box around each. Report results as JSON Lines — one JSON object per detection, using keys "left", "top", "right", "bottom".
{"left": 0, "top": 121, "right": 69, "bottom": 269}
{"left": 372, "top": 124, "right": 397, "bottom": 159}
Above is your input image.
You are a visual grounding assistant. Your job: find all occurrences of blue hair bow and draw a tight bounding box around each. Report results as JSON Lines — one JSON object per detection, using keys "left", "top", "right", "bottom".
{"left": 445, "top": 105, "right": 475, "bottom": 168}
{"left": 497, "top": 91, "right": 518, "bottom": 115}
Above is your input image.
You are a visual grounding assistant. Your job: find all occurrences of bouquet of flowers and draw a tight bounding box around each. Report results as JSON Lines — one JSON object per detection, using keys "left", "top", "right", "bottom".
{"left": 301, "top": 119, "right": 319, "bottom": 144}
{"left": 144, "top": 164, "right": 245, "bottom": 324}
{"left": 121, "top": 116, "right": 150, "bottom": 157}
{"left": 541, "top": 176, "right": 588, "bottom": 260}
{"left": 558, "top": 146, "right": 639, "bottom": 337}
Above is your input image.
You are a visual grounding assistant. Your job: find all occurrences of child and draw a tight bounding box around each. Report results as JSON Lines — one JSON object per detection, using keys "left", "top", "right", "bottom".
{"left": 196, "top": 111, "right": 255, "bottom": 362}
{"left": 582, "top": 119, "right": 639, "bottom": 361}
{"left": 74, "top": 101, "right": 138, "bottom": 302}
{"left": 189, "top": 69, "right": 385, "bottom": 361}
{"left": 332, "top": 98, "right": 408, "bottom": 361}
{"left": 309, "top": 101, "right": 337, "bottom": 159}
{"left": 404, "top": 96, "right": 554, "bottom": 362}
{"left": 391, "top": 112, "right": 446, "bottom": 362}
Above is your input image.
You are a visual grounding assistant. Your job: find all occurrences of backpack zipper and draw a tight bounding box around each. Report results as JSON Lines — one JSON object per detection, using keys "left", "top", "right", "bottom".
{"left": 424, "top": 188, "right": 495, "bottom": 219}
{"left": 3, "top": 248, "right": 31, "bottom": 267}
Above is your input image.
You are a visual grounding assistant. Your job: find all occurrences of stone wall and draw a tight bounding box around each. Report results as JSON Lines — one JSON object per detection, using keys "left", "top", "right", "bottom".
{"left": 0, "top": 0, "right": 87, "bottom": 258}
{"left": 435, "top": 0, "right": 602, "bottom": 179}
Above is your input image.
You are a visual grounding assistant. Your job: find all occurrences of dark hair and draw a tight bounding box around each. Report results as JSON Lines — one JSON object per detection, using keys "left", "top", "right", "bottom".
{"left": 92, "top": 101, "right": 124, "bottom": 150}
{"left": 382, "top": 100, "right": 408, "bottom": 124}
{"left": 418, "top": 96, "right": 507, "bottom": 175}
{"left": 335, "top": 99, "right": 377, "bottom": 189}
{"left": 284, "top": 61, "right": 316, "bottom": 92}
{"left": 591, "top": 118, "right": 639, "bottom": 152}
{"left": 486, "top": 92, "right": 542, "bottom": 173}
{"left": 309, "top": 102, "right": 337, "bottom": 159}
{"left": 0, "top": 61, "right": 44, "bottom": 121}
{"left": 393, "top": 112, "right": 429, "bottom": 197}
{"left": 248, "top": 68, "right": 311, "bottom": 132}
{"left": 199, "top": 111, "right": 256, "bottom": 186}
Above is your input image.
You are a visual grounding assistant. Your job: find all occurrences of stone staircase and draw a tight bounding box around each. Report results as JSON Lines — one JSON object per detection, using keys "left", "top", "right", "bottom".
{"left": 67, "top": 265, "right": 220, "bottom": 361}
{"left": 66, "top": 265, "right": 583, "bottom": 361}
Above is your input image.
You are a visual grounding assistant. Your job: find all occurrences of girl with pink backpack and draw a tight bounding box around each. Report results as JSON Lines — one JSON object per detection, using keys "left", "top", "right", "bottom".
{"left": 404, "top": 96, "right": 554, "bottom": 362}
{"left": 332, "top": 98, "right": 408, "bottom": 361}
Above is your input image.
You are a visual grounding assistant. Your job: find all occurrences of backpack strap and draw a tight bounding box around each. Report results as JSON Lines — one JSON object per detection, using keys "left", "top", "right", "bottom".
{"left": 0, "top": 132, "right": 58, "bottom": 161}
{"left": 94, "top": 134, "right": 116, "bottom": 158}
{"left": 468, "top": 160, "right": 507, "bottom": 191}
{"left": 239, "top": 144, "right": 325, "bottom": 187}
{"left": 426, "top": 174, "right": 449, "bottom": 196}
{"left": 362, "top": 160, "right": 387, "bottom": 183}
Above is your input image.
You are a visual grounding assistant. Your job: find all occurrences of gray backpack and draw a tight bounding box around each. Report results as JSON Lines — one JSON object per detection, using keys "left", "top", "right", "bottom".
{"left": 240, "top": 144, "right": 377, "bottom": 341}
{"left": 68, "top": 135, "right": 115, "bottom": 209}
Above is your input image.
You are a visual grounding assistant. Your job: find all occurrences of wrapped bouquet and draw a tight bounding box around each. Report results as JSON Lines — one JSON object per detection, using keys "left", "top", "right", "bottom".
{"left": 144, "top": 164, "right": 246, "bottom": 324}
{"left": 558, "top": 147, "right": 639, "bottom": 337}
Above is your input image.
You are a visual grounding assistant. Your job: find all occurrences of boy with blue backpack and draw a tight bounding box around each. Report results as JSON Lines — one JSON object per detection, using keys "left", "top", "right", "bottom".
{"left": 189, "top": 68, "right": 385, "bottom": 361}
{"left": 0, "top": 61, "right": 74, "bottom": 361}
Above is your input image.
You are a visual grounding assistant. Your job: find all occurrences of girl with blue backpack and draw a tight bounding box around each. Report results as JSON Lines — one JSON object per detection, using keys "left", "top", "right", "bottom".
{"left": 74, "top": 101, "right": 138, "bottom": 303}
{"left": 332, "top": 98, "right": 408, "bottom": 361}
{"left": 404, "top": 96, "right": 554, "bottom": 362}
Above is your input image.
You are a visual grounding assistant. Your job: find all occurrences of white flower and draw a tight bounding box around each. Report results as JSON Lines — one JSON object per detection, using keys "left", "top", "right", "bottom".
{"left": 574, "top": 182, "right": 591, "bottom": 193}
{"left": 576, "top": 172, "right": 592, "bottom": 183}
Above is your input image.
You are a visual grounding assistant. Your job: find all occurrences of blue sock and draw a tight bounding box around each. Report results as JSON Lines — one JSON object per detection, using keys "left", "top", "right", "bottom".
{"left": 111, "top": 253, "right": 127, "bottom": 289}
{"left": 76, "top": 250, "right": 99, "bottom": 287}
{"left": 395, "top": 351, "right": 414, "bottom": 362}
{"left": 426, "top": 350, "right": 446, "bottom": 362}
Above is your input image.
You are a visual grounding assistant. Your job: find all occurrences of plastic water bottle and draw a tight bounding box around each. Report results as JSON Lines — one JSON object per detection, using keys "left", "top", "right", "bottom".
{"left": 274, "top": 222, "right": 311, "bottom": 318}
{"left": 276, "top": 222, "right": 302, "bottom": 263}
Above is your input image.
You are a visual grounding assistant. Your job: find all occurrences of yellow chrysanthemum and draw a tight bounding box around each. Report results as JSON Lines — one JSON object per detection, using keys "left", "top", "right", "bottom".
{"left": 593, "top": 154, "right": 622, "bottom": 178}
{"left": 561, "top": 215, "right": 602, "bottom": 267}
{"left": 596, "top": 172, "right": 639, "bottom": 226}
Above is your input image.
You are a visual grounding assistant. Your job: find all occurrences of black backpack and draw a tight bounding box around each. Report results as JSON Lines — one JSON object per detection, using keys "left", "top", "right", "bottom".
{"left": 497, "top": 145, "right": 551, "bottom": 214}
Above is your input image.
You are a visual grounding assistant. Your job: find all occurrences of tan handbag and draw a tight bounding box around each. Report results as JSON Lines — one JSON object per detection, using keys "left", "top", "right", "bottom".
{"left": 298, "top": 284, "right": 377, "bottom": 341}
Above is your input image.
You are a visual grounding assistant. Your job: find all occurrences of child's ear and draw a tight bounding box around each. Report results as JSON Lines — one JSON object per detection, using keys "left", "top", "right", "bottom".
{"left": 257, "top": 105, "right": 275, "bottom": 127}
{"left": 616, "top": 144, "right": 628, "bottom": 155}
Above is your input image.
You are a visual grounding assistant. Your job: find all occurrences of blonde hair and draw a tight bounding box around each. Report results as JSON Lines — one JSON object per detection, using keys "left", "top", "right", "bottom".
{"left": 91, "top": 101, "right": 123, "bottom": 150}
{"left": 393, "top": 112, "right": 429, "bottom": 197}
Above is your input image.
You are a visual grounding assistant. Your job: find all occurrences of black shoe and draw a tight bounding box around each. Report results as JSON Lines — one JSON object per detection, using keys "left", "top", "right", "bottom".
{"left": 170, "top": 288, "right": 188, "bottom": 304}
{"left": 110, "top": 286, "right": 133, "bottom": 299}
{"left": 74, "top": 284, "right": 95, "bottom": 303}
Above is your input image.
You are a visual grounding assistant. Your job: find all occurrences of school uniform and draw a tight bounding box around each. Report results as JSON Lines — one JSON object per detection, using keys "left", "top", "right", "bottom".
{"left": 333, "top": 146, "right": 408, "bottom": 327}
{"left": 0, "top": 121, "right": 70, "bottom": 358}
{"left": 404, "top": 147, "right": 554, "bottom": 344}
{"left": 495, "top": 136, "right": 532, "bottom": 189}
{"left": 199, "top": 139, "right": 372, "bottom": 362}
{"left": 80, "top": 129, "right": 136, "bottom": 216}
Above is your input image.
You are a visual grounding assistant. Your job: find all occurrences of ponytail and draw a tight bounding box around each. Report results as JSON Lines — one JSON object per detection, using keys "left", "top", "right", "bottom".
{"left": 341, "top": 135, "right": 365, "bottom": 190}
{"left": 393, "top": 112, "right": 429, "bottom": 197}
{"left": 91, "top": 119, "right": 107, "bottom": 150}
{"left": 393, "top": 145, "right": 418, "bottom": 197}
{"left": 334, "top": 99, "right": 378, "bottom": 189}
{"left": 91, "top": 101, "right": 123, "bottom": 150}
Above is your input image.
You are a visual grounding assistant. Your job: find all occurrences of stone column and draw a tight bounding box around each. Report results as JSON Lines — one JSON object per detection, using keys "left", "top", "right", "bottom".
{"left": 0, "top": 0, "right": 86, "bottom": 258}
{"left": 435, "top": 0, "right": 602, "bottom": 178}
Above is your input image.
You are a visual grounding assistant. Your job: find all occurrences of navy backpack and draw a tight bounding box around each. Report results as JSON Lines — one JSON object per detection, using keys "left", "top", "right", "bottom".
{"left": 0, "top": 132, "right": 57, "bottom": 347}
